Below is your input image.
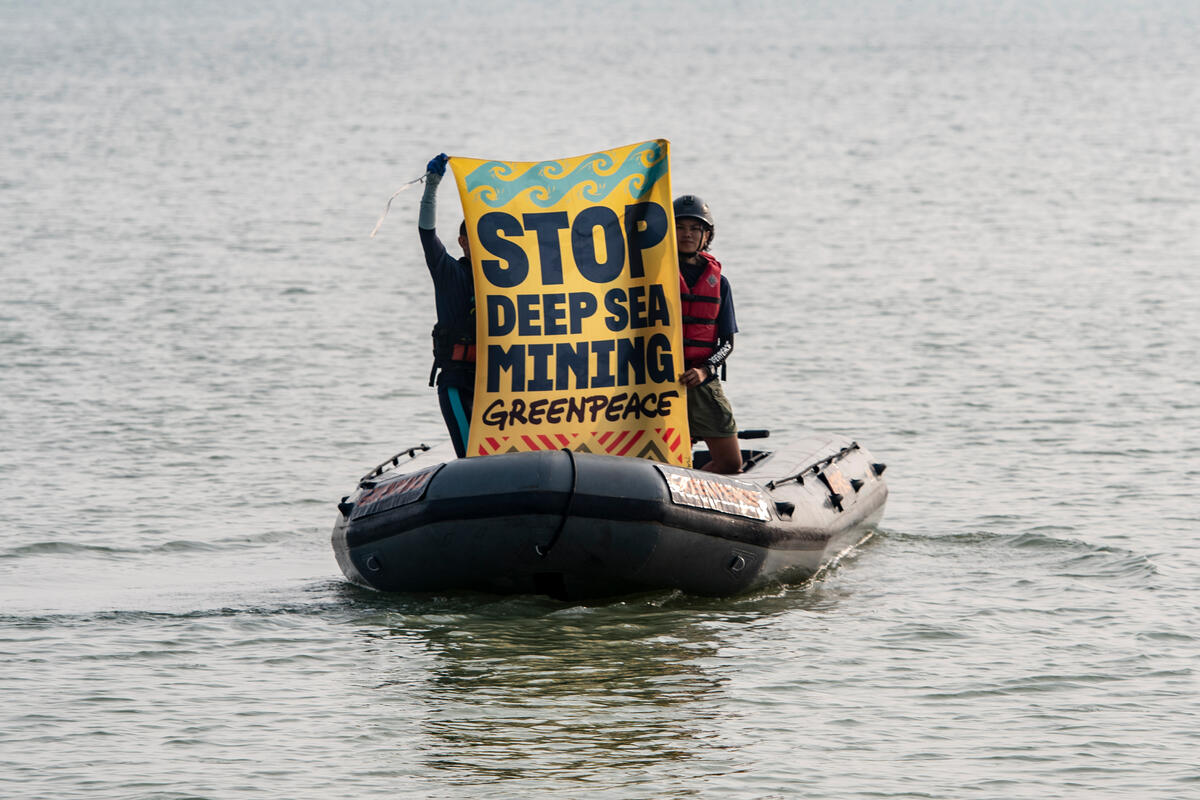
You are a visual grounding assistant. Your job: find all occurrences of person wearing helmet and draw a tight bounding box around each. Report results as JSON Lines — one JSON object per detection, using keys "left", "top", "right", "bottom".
{"left": 674, "top": 194, "right": 742, "bottom": 474}
{"left": 419, "top": 153, "right": 475, "bottom": 458}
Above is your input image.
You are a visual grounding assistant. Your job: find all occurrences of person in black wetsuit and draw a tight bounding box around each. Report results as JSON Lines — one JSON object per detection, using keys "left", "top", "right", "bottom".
{"left": 418, "top": 153, "right": 475, "bottom": 458}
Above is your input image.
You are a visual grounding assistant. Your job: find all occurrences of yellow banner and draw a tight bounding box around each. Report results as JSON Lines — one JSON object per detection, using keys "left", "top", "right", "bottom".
{"left": 450, "top": 140, "right": 690, "bottom": 466}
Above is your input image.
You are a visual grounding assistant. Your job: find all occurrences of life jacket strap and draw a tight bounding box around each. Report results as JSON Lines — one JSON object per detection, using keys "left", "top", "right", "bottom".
{"left": 450, "top": 343, "right": 476, "bottom": 362}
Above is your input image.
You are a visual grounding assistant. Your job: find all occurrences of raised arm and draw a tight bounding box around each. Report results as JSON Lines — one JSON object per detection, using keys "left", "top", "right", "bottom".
{"left": 418, "top": 153, "right": 451, "bottom": 271}
{"left": 418, "top": 153, "right": 448, "bottom": 231}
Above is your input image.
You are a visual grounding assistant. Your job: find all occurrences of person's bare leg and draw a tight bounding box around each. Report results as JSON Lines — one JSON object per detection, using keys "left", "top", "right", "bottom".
{"left": 702, "top": 436, "right": 742, "bottom": 474}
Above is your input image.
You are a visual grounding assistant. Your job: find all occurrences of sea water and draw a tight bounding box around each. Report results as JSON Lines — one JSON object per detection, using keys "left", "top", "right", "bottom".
{"left": 2, "top": 1, "right": 1198, "bottom": 797}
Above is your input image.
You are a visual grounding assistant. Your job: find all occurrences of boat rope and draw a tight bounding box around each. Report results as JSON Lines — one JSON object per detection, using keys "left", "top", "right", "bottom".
{"left": 369, "top": 173, "right": 428, "bottom": 238}
{"left": 359, "top": 443, "right": 431, "bottom": 484}
{"left": 535, "top": 448, "right": 578, "bottom": 558}
{"left": 765, "top": 442, "right": 859, "bottom": 490}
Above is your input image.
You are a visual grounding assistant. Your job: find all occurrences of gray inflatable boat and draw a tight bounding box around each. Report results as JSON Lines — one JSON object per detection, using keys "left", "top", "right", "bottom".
{"left": 331, "top": 430, "right": 887, "bottom": 599}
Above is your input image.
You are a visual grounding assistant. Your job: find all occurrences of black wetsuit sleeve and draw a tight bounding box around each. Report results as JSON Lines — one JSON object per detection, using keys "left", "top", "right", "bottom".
{"left": 706, "top": 336, "right": 734, "bottom": 370}
{"left": 703, "top": 275, "right": 737, "bottom": 380}
{"left": 420, "top": 227, "right": 450, "bottom": 274}
{"left": 704, "top": 335, "right": 734, "bottom": 381}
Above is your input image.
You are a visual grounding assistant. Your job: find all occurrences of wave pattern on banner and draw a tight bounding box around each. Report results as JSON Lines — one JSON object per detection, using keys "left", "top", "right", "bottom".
{"left": 463, "top": 141, "right": 668, "bottom": 208}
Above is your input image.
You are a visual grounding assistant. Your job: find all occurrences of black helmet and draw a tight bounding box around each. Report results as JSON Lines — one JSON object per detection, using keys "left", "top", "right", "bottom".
{"left": 673, "top": 194, "right": 715, "bottom": 248}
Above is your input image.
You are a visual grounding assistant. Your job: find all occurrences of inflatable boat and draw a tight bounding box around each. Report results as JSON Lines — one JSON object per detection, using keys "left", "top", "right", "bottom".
{"left": 331, "top": 429, "right": 887, "bottom": 599}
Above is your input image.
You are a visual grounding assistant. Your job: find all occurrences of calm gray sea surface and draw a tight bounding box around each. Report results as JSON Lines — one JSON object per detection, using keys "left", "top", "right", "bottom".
{"left": 2, "top": 1, "right": 1198, "bottom": 798}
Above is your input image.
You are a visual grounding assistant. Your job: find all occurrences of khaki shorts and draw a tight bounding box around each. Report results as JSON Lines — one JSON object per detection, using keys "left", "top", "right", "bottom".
{"left": 687, "top": 378, "right": 738, "bottom": 439}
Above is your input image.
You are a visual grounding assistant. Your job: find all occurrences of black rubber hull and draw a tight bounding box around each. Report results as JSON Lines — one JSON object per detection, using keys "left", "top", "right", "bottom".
{"left": 331, "top": 433, "right": 887, "bottom": 599}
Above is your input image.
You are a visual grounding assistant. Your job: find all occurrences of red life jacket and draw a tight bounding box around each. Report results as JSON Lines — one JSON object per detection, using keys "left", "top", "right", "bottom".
{"left": 679, "top": 252, "right": 722, "bottom": 366}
